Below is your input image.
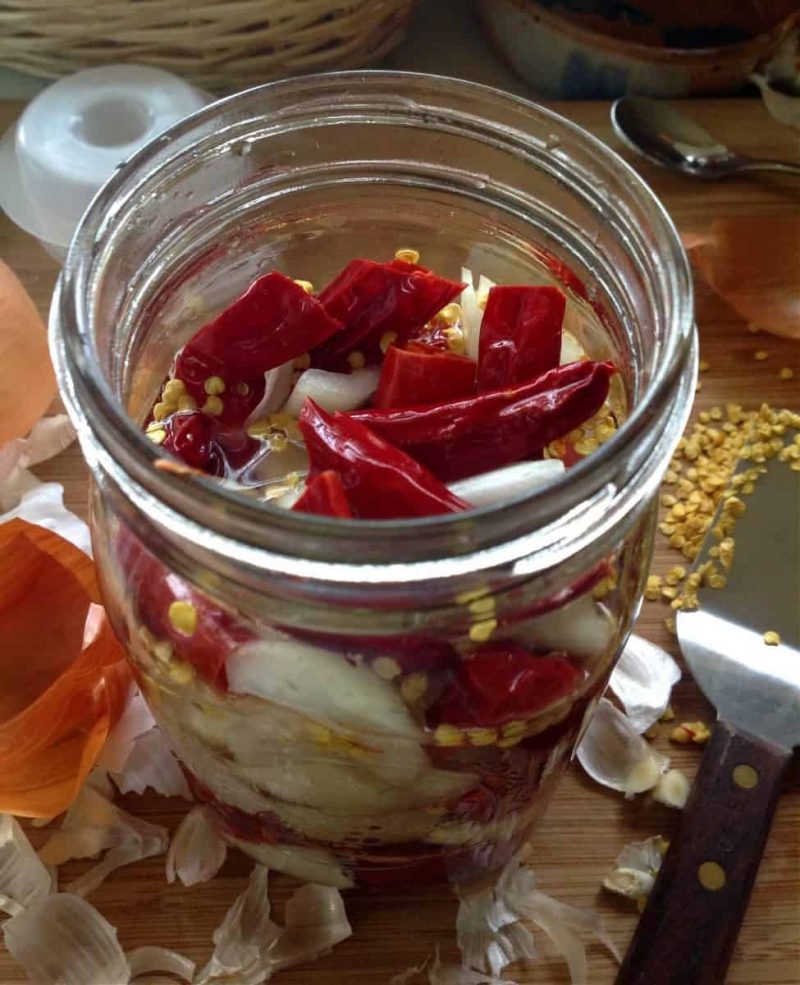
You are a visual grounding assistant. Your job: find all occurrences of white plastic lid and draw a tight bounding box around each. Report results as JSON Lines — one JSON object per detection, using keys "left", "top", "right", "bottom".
{"left": 0, "top": 64, "right": 210, "bottom": 259}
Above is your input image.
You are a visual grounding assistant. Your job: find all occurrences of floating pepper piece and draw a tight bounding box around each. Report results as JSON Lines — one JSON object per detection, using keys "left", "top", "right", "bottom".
{"left": 174, "top": 273, "right": 343, "bottom": 425}
{"left": 293, "top": 470, "right": 353, "bottom": 518}
{"left": 477, "top": 285, "right": 565, "bottom": 392}
{"left": 351, "top": 360, "right": 615, "bottom": 482}
{"left": 299, "top": 400, "right": 468, "bottom": 519}
{"left": 374, "top": 344, "right": 476, "bottom": 409}
{"left": 311, "top": 259, "right": 464, "bottom": 370}
{"left": 428, "top": 642, "right": 581, "bottom": 729}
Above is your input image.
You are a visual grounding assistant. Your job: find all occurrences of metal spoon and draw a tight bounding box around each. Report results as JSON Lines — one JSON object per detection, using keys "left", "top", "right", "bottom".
{"left": 611, "top": 96, "right": 800, "bottom": 178}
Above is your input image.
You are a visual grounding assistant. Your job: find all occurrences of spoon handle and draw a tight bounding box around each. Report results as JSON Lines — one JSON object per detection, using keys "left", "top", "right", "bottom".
{"left": 733, "top": 157, "right": 800, "bottom": 177}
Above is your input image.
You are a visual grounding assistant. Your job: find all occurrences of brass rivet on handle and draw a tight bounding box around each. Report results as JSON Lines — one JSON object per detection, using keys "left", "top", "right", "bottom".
{"left": 698, "top": 861, "right": 726, "bottom": 891}
{"left": 732, "top": 763, "right": 759, "bottom": 789}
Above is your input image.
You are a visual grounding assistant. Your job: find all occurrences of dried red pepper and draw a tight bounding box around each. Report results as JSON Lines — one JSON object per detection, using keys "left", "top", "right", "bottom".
{"left": 311, "top": 259, "right": 463, "bottom": 370}
{"left": 428, "top": 643, "right": 581, "bottom": 728}
{"left": 117, "top": 534, "right": 252, "bottom": 690}
{"left": 374, "top": 344, "right": 476, "bottom": 409}
{"left": 174, "top": 273, "right": 343, "bottom": 425}
{"left": 477, "top": 285, "right": 565, "bottom": 392}
{"left": 299, "top": 399, "right": 468, "bottom": 519}
{"left": 292, "top": 470, "right": 353, "bottom": 518}
{"left": 161, "top": 411, "right": 260, "bottom": 477}
{"left": 350, "top": 359, "right": 615, "bottom": 482}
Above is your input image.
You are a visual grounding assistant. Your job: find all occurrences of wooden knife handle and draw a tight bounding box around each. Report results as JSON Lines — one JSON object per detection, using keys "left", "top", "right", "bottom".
{"left": 616, "top": 720, "right": 792, "bottom": 985}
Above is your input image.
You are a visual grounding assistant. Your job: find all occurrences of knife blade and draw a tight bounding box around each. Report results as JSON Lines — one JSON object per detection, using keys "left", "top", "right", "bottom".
{"left": 617, "top": 417, "right": 799, "bottom": 985}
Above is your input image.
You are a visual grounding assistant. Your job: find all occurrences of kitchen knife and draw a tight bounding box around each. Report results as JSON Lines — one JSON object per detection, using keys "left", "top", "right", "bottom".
{"left": 617, "top": 421, "right": 799, "bottom": 985}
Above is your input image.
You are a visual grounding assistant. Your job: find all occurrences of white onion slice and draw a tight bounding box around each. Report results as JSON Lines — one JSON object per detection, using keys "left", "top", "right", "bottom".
{"left": 608, "top": 635, "right": 681, "bottom": 734}
{"left": 165, "top": 806, "right": 227, "bottom": 887}
{"left": 0, "top": 815, "right": 54, "bottom": 918}
{"left": 246, "top": 361, "right": 295, "bottom": 422}
{"left": 270, "top": 883, "right": 352, "bottom": 972}
{"left": 126, "top": 946, "right": 195, "bottom": 982}
{"left": 448, "top": 459, "right": 565, "bottom": 508}
{"left": 577, "top": 698, "right": 669, "bottom": 797}
{"left": 602, "top": 836, "right": 666, "bottom": 901}
{"left": 2, "top": 893, "right": 131, "bottom": 985}
{"left": 110, "top": 726, "right": 192, "bottom": 800}
{"left": 284, "top": 367, "right": 379, "bottom": 417}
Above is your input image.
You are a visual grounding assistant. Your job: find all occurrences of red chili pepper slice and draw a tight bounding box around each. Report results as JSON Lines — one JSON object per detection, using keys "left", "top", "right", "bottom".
{"left": 174, "top": 273, "right": 343, "bottom": 425}
{"left": 350, "top": 360, "right": 615, "bottom": 482}
{"left": 299, "top": 399, "right": 468, "bottom": 519}
{"left": 117, "top": 534, "right": 253, "bottom": 690}
{"left": 477, "top": 285, "right": 565, "bottom": 392}
{"left": 311, "top": 259, "right": 463, "bottom": 370}
{"left": 161, "top": 411, "right": 260, "bottom": 477}
{"left": 292, "top": 470, "right": 353, "bottom": 518}
{"left": 427, "top": 643, "right": 581, "bottom": 729}
{"left": 374, "top": 345, "right": 476, "bottom": 409}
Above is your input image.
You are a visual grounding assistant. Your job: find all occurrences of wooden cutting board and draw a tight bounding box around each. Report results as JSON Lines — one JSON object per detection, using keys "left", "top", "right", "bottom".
{"left": 1, "top": 98, "right": 798, "bottom": 985}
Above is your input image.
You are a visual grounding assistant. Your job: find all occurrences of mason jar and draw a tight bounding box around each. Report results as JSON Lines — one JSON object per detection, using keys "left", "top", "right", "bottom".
{"left": 51, "top": 72, "right": 696, "bottom": 893}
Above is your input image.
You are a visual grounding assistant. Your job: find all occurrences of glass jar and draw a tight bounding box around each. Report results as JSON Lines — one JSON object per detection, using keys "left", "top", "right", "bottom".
{"left": 51, "top": 72, "right": 696, "bottom": 893}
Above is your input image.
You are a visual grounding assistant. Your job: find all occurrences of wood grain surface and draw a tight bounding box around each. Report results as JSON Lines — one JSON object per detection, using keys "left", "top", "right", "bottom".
{"left": 1, "top": 99, "right": 798, "bottom": 985}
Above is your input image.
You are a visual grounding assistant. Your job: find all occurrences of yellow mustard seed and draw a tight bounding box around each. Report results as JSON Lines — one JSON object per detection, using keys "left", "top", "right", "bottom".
{"left": 236, "top": 382, "right": 251, "bottom": 396}
{"left": 395, "top": 248, "right": 420, "bottom": 264}
{"left": 347, "top": 350, "right": 366, "bottom": 370}
{"left": 434, "top": 724, "right": 464, "bottom": 747}
{"left": 400, "top": 672, "right": 428, "bottom": 703}
{"left": 379, "top": 331, "right": 398, "bottom": 354}
{"left": 778, "top": 367, "right": 794, "bottom": 380}
{"left": 152, "top": 401, "right": 170, "bottom": 422}
{"left": 168, "top": 600, "right": 198, "bottom": 636}
{"left": 466, "top": 727, "right": 498, "bottom": 747}
{"left": 440, "top": 302, "right": 462, "bottom": 324}
{"left": 146, "top": 427, "right": 167, "bottom": 445}
{"left": 203, "top": 395, "right": 224, "bottom": 416}
{"left": 754, "top": 350, "right": 769, "bottom": 361}
{"left": 204, "top": 376, "right": 226, "bottom": 395}
{"left": 372, "top": 657, "right": 402, "bottom": 680}
{"left": 469, "top": 618, "right": 498, "bottom": 643}
{"left": 763, "top": 630, "right": 781, "bottom": 646}
{"left": 163, "top": 378, "right": 186, "bottom": 401}
{"left": 177, "top": 395, "right": 198, "bottom": 412}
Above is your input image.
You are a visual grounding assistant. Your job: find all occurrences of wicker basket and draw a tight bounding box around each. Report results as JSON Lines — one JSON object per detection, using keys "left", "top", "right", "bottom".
{"left": 0, "top": 0, "right": 417, "bottom": 94}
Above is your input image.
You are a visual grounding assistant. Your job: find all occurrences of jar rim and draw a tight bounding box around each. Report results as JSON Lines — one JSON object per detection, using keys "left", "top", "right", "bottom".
{"left": 52, "top": 70, "right": 696, "bottom": 582}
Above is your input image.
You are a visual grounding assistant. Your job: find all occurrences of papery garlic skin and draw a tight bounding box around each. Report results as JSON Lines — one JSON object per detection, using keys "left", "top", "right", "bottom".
{"left": 576, "top": 698, "right": 669, "bottom": 797}
{"left": 0, "top": 815, "right": 54, "bottom": 918}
